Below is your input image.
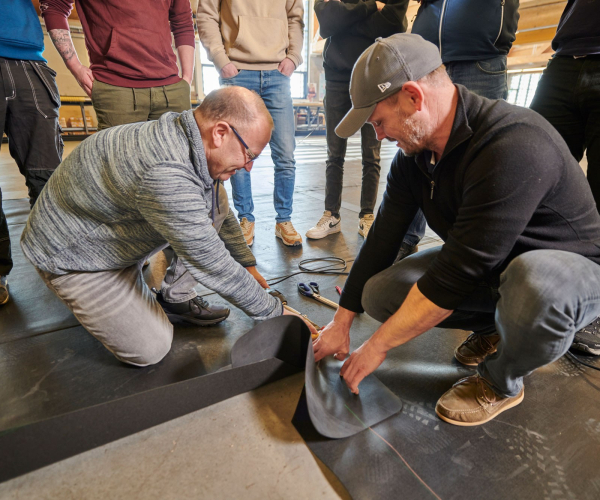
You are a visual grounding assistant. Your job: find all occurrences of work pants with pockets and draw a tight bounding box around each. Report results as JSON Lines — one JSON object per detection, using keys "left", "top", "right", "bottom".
{"left": 36, "top": 185, "right": 231, "bottom": 367}
{"left": 530, "top": 55, "right": 600, "bottom": 208}
{"left": 361, "top": 246, "right": 600, "bottom": 397}
{"left": 324, "top": 79, "right": 381, "bottom": 219}
{"left": 404, "top": 55, "right": 509, "bottom": 248}
{"left": 0, "top": 57, "right": 63, "bottom": 277}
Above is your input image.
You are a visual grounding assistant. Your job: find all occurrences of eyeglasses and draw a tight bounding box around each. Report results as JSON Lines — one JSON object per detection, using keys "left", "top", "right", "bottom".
{"left": 229, "top": 124, "right": 258, "bottom": 164}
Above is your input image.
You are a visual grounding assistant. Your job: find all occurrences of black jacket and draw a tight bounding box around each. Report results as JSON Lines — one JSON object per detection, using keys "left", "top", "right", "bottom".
{"left": 315, "top": 0, "right": 410, "bottom": 83}
{"left": 411, "top": 0, "right": 520, "bottom": 63}
{"left": 340, "top": 85, "right": 600, "bottom": 312}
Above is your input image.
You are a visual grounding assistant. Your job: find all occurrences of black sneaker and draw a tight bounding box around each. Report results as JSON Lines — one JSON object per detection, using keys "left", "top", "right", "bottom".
{"left": 152, "top": 288, "right": 230, "bottom": 326}
{"left": 572, "top": 317, "right": 600, "bottom": 356}
{"left": 394, "top": 243, "right": 418, "bottom": 264}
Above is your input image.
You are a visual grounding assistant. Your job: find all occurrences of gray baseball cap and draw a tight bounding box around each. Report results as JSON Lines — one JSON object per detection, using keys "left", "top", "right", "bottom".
{"left": 335, "top": 33, "right": 443, "bottom": 138}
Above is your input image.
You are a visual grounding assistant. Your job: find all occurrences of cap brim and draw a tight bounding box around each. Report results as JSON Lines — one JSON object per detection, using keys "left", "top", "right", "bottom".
{"left": 335, "top": 104, "right": 377, "bottom": 139}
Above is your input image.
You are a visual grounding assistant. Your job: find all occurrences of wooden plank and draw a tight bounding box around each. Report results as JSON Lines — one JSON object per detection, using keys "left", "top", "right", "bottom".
{"left": 517, "top": 2, "right": 566, "bottom": 31}
{"left": 514, "top": 26, "right": 557, "bottom": 45}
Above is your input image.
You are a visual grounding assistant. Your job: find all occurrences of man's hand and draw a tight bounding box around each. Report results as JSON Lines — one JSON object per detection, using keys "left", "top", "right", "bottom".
{"left": 278, "top": 58, "right": 296, "bottom": 77}
{"left": 339, "top": 338, "right": 387, "bottom": 394}
{"left": 72, "top": 63, "right": 94, "bottom": 98}
{"left": 246, "top": 266, "right": 269, "bottom": 289}
{"left": 283, "top": 307, "right": 318, "bottom": 337}
{"left": 313, "top": 307, "right": 356, "bottom": 361}
{"left": 221, "top": 63, "right": 239, "bottom": 79}
{"left": 376, "top": 1, "right": 386, "bottom": 11}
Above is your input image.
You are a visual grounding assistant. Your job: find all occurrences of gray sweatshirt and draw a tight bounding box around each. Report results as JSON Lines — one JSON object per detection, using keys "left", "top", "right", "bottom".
{"left": 21, "top": 110, "right": 282, "bottom": 321}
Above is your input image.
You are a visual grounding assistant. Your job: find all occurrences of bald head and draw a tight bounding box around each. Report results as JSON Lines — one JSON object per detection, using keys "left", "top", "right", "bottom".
{"left": 195, "top": 86, "right": 273, "bottom": 134}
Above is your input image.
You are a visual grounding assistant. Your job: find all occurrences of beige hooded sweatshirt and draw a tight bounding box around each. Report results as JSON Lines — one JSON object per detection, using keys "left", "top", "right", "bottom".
{"left": 197, "top": 0, "right": 305, "bottom": 72}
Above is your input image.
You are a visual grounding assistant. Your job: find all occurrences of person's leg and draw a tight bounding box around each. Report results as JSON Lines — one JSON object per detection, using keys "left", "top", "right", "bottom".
{"left": 445, "top": 55, "right": 508, "bottom": 100}
{"left": 158, "top": 183, "right": 230, "bottom": 324}
{"left": 479, "top": 250, "right": 600, "bottom": 397}
{"left": 219, "top": 70, "right": 259, "bottom": 222}
{"left": 323, "top": 80, "right": 350, "bottom": 217}
{"left": 0, "top": 59, "right": 12, "bottom": 279}
{"left": 580, "top": 56, "right": 600, "bottom": 208}
{"left": 37, "top": 263, "right": 173, "bottom": 366}
{"left": 91, "top": 80, "right": 152, "bottom": 129}
{"left": 147, "top": 79, "right": 192, "bottom": 120}
{"left": 530, "top": 57, "right": 586, "bottom": 172}
{"left": 362, "top": 246, "right": 497, "bottom": 332}
{"left": 262, "top": 70, "right": 296, "bottom": 223}
{"left": 359, "top": 120, "right": 381, "bottom": 218}
{"left": 3, "top": 60, "right": 62, "bottom": 206}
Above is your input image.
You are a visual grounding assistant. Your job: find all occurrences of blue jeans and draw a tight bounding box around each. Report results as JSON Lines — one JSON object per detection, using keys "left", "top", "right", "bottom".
{"left": 404, "top": 55, "right": 508, "bottom": 247}
{"left": 220, "top": 70, "right": 296, "bottom": 223}
{"left": 362, "top": 247, "right": 600, "bottom": 397}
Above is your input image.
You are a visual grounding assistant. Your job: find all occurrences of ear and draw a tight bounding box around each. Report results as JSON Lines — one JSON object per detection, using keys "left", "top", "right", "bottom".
{"left": 212, "top": 121, "right": 230, "bottom": 148}
{"left": 401, "top": 81, "right": 425, "bottom": 112}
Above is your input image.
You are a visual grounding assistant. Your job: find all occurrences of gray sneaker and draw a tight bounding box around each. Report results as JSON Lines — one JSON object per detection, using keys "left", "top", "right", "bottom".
{"left": 0, "top": 276, "right": 8, "bottom": 305}
{"left": 572, "top": 317, "right": 600, "bottom": 356}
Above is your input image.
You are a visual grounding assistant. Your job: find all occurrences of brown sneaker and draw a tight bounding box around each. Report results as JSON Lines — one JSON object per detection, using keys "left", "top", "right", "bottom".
{"left": 454, "top": 332, "right": 500, "bottom": 366}
{"left": 240, "top": 217, "right": 255, "bottom": 246}
{"left": 275, "top": 221, "right": 302, "bottom": 247}
{"left": 436, "top": 375, "right": 524, "bottom": 426}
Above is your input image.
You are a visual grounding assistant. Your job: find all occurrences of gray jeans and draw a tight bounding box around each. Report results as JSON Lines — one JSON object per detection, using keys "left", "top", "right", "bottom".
{"left": 36, "top": 184, "right": 230, "bottom": 367}
{"left": 362, "top": 247, "right": 600, "bottom": 396}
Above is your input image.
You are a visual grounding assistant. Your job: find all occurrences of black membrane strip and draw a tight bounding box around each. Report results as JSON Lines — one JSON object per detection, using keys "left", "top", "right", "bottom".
{"left": 0, "top": 316, "right": 402, "bottom": 483}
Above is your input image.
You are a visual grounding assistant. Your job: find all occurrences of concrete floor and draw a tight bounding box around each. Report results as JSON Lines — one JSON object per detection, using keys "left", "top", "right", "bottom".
{"left": 0, "top": 134, "right": 409, "bottom": 499}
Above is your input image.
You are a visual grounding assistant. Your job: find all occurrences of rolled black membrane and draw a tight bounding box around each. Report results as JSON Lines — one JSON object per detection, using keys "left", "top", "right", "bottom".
{"left": 0, "top": 315, "right": 402, "bottom": 483}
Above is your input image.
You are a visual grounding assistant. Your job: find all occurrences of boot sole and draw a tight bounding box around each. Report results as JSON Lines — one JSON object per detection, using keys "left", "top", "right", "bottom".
{"left": 165, "top": 311, "right": 230, "bottom": 326}
{"left": 306, "top": 225, "right": 341, "bottom": 240}
{"left": 435, "top": 390, "right": 524, "bottom": 427}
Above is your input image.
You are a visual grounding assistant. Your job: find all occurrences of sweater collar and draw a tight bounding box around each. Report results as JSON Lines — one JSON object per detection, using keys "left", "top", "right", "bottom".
{"left": 178, "top": 109, "right": 213, "bottom": 190}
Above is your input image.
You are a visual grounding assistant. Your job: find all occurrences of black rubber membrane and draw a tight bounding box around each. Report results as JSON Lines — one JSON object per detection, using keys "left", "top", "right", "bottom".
{"left": 0, "top": 315, "right": 402, "bottom": 483}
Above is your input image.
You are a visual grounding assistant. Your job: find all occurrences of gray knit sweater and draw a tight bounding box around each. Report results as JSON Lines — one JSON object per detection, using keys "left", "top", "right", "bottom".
{"left": 21, "top": 110, "right": 282, "bottom": 321}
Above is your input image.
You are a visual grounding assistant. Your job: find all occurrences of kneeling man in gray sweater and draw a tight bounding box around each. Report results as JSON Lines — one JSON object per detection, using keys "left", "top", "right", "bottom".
{"left": 21, "top": 86, "right": 308, "bottom": 366}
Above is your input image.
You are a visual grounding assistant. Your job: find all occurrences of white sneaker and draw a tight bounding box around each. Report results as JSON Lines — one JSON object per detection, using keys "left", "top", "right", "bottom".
{"left": 358, "top": 214, "right": 375, "bottom": 238}
{"left": 305, "top": 211, "right": 341, "bottom": 239}
{"left": 240, "top": 217, "right": 255, "bottom": 246}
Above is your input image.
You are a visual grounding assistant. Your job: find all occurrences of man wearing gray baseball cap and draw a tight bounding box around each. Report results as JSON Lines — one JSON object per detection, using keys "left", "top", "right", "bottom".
{"left": 313, "top": 33, "right": 600, "bottom": 426}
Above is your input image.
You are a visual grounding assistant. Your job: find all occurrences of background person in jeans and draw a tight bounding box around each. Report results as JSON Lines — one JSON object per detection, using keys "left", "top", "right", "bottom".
{"left": 0, "top": 0, "right": 63, "bottom": 305}
{"left": 198, "top": 0, "right": 305, "bottom": 247}
{"left": 399, "top": 0, "right": 520, "bottom": 260}
{"left": 313, "top": 34, "right": 600, "bottom": 426}
{"left": 40, "top": 0, "right": 195, "bottom": 129}
{"left": 306, "top": 0, "right": 409, "bottom": 241}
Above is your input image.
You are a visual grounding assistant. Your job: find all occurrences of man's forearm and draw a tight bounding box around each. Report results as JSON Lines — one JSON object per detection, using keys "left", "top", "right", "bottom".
{"left": 177, "top": 44, "right": 195, "bottom": 83}
{"left": 372, "top": 283, "right": 453, "bottom": 352}
{"left": 48, "top": 29, "right": 82, "bottom": 71}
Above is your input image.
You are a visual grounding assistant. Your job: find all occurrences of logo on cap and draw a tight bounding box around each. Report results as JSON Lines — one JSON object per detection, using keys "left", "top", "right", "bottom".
{"left": 377, "top": 82, "right": 391, "bottom": 93}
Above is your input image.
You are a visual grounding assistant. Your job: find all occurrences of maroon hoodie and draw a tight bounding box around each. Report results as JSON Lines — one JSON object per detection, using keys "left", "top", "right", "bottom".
{"left": 41, "top": 0, "right": 195, "bottom": 88}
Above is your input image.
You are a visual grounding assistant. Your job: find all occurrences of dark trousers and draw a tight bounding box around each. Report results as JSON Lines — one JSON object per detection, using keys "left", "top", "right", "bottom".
{"left": 324, "top": 79, "right": 381, "bottom": 218}
{"left": 530, "top": 55, "right": 600, "bottom": 207}
{"left": 0, "top": 57, "right": 63, "bottom": 276}
{"left": 362, "top": 246, "right": 600, "bottom": 397}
